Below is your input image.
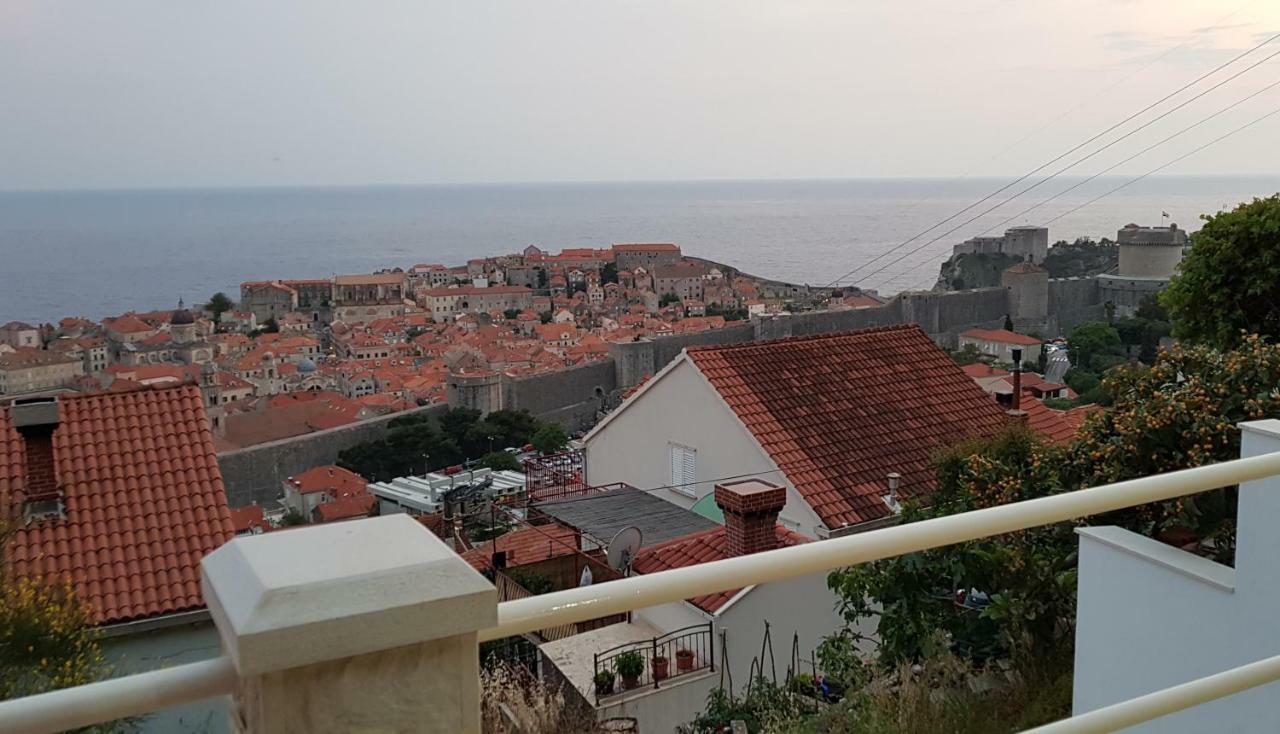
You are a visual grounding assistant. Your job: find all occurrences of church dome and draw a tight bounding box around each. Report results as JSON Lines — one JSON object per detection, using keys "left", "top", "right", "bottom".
{"left": 170, "top": 298, "right": 196, "bottom": 325}
{"left": 297, "top": 358, "right": 317, "bottom": 374}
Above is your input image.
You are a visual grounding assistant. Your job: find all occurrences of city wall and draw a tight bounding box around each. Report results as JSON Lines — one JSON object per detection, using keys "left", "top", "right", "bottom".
{"left": 219, "top": 275, "right": 1111, "bottom": 508}
{"left": 216, "top": 403, "right": 447, "bottom": 507}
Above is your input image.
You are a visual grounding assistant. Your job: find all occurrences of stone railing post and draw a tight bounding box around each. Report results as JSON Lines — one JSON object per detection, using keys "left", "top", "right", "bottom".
{"left": 201, "top": 514, "right": 496, "bottom": 733}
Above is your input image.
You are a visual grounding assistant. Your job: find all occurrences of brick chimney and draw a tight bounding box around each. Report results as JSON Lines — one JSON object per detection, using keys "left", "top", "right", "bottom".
{"left": 715, "top": 479, "right": 786, "bottom": 556}
{"left": 11, "top": 398, "right": 64, "bottom": 521}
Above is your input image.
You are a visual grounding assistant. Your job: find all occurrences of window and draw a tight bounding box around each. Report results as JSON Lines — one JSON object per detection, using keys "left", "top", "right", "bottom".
{"left": 669, "top": 443, "right": 697, "bottom": 498}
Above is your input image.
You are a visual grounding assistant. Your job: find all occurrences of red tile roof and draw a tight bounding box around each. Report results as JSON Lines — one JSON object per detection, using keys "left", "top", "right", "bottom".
{"left": 1019, "top": 398, "right": 1081, "bottom": 444}
{"left": 959, "top": 328, "right": 1042, "bottom": 346}
{"left": 960, "top": 363, "right": 1010, "bottom": 379}
{"left": 633, "top": 525, "right": 809, "bottom": 612}
{"left": 287, "top": 465, "right": 367, "bottom": 496}
{"left": 0, "top": 386, "right": 234, "bottom": 625}
{"left": 229, "top": 504, "right": 265, "bottom": 534}
{"left": 313, "top": 494, "right": 376, "bottom": 522}
{"left": 461, "top": 523, "right": 580, "bottom": 571}
{"left": 686, "top": 325, "right": 1009, "bottom": 528}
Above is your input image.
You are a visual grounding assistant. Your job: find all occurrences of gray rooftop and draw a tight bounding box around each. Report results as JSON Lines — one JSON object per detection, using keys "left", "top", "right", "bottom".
{"left": 535, "top": 488, "right": 718, "bottom": 547}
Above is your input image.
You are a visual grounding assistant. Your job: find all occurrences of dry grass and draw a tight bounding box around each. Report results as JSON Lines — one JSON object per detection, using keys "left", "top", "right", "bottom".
{"left": 481, "top": 663, "right": 601, "bottom": 734}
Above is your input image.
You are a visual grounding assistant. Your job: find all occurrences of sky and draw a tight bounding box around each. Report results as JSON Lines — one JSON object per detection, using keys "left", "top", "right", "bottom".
{"left": 3, "top": 0, "right": 1280, "bottom": 190}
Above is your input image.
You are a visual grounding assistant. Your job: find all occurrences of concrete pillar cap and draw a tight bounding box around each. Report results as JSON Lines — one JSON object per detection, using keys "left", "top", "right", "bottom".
{"left": 202, "top": 514, "right": 496, "bottom": 675}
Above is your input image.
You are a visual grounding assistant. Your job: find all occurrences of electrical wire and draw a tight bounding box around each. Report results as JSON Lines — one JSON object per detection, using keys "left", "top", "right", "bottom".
{"left": 820, "top": 28, "right": 1280, "bottom": 290}
{"left": 844, "top": 43, "right": 1280, "bottom": 291}
{"left": 968, "top": 75, "right": 1280, "bottom": 239}
{"left": 1043, "top": 102, "right": 1280, "bottom": 226}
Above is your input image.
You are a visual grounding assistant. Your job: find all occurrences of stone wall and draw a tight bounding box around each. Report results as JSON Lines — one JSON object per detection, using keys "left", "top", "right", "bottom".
{"left": 216, "top": 403, "right": 448, "bottom": 507}
{"left": 1050, "top": 277, "right": 1107, "bottom": 333}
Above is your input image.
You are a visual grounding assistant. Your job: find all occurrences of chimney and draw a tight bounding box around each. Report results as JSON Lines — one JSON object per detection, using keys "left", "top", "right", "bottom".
{"left": 1007, "top": 346, "right": 1027, "bottom": 423}
{"left": 11, "top": 398, "right": 64, "bottom": 522}
{"left": 882, "top": 472, "right": 902, "bottom": 514}
{"left": 715, "top": 479, "right": 786, "bottom": 556}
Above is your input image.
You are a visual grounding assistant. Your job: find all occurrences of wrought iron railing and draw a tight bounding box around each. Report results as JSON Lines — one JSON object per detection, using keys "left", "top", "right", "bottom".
{"left": 591, "top": 623, "right": 714, "bottom": 704}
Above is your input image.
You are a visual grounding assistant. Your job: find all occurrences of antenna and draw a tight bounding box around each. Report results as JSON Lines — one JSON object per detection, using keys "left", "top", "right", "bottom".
{"left": 607, "top": 526, "right": 643, "bottom": 573}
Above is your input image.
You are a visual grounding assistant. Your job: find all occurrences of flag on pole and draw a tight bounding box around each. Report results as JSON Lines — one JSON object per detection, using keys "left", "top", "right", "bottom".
{"left": 1162, "top": 211, "right": 1170, "bottom": 218}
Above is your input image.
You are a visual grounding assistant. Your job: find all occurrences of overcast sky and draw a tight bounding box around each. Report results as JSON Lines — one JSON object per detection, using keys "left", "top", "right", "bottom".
{"left": 3, "top": 0, "right": 1280, "bottom": 190}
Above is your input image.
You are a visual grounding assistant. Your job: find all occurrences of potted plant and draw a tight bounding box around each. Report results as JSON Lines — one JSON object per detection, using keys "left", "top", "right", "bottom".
{"left": 615, "top": 650, "right": 645, "bottom": 689}
{"left": 652, "top": 654, "right": 669, "bottom": 681}
{"left": 675, "top": 648, "right": 695, "bottom": 673}
{"left": 593, "top": 670, "right": 615, "bottom": 696}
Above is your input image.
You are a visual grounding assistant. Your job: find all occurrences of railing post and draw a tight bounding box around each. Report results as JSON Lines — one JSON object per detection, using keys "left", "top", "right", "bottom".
{"left": 709, "top": 623, "right": 715, "bottom": 673}
{"left": 202, "top": 515, "right": 496, "bottom": 734}
{"left": 653, "top": 638, "right": 660, "bottom": 690}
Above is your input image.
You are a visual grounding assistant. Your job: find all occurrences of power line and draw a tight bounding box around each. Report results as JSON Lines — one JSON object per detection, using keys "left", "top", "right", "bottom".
{"left": 1044, "top": 103, "right": 1280, "bottom": 226}
{"left": 953, "top": 0, "right": 1260, "bottom": 177}
{"left": 821, "top": 28, "right": 1280, "bottom": 290}
{"left": 845, "top": 44, "right": 1280, "bottom": 291}
{"left": 965, "top": 76, "right": 1280, "bottom": 240}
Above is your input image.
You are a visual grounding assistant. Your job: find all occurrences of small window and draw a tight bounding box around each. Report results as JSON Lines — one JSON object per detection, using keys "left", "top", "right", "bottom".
{"left": 669, "top": 443, "right": 697, "bottom": 498}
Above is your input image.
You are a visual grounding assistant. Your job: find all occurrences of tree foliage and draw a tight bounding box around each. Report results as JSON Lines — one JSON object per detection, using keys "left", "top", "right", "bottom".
{"left": 1, "top": 526, "right": 131, "bottom": 731}
{"left": 532, "top": 424, "right": 569, "bottom": 455}
{"left": 1162, "top": 194, "right": 1280, "bottom": 348}
{"left": 339, "top": 409, "right": 547, "bottom": 481}
{"left": 827, "top": 336, "right": 1280, "bottom": 675}
{"left": 204, "top": 292, "right": 234, "bottom": 324}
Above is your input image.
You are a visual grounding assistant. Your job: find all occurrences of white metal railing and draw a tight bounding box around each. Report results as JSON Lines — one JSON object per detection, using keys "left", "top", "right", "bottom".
{"left": 3, "top": 451, "right": 1280, "bottom": 734}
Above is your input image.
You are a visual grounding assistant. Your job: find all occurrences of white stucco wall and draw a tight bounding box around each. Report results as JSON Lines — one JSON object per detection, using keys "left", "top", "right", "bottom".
{"left": 1072, "top": 420, "right": 1280, "bottom": 732}
{"left": 716, "top": 571, "right": 849, "bottom": 691}
{"left": 597, "top": 671, "right": 718, "bottom": 734}
{"left": 584, "top": 357, "right": 827, "bottom": 538}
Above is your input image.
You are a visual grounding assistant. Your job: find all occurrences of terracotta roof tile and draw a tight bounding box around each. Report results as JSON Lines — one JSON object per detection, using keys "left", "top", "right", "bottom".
{"left": 461, "top": 523, "right": 579, "bottom": 571}
{"left": 632, "top": 526, "right": 809, "bottom": 613}
{"left": 686, "top": 325, "right": 1008, "bottom": 529}
{"left": 0, "top": 386, "right": 234, "bottom": 625}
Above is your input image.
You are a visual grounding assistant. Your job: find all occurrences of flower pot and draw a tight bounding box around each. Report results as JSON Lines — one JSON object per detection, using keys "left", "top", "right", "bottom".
{"left": 676, "top": 649, "right": 695, "bottom": 672}
{"left": 652, "top": 656, "right": 670, "bottom": 681}
{"left": 621, "top": 674, "right": 640, "bottom": 690}
{"left": 594, "top": 677, "right": 615, "bottom": 696}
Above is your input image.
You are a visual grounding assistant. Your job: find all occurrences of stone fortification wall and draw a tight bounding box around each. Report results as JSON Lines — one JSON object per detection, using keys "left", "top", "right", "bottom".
{"left": 216, "top": 403, "right": 448, "bottom": 508}
{"left": 1049, "top": 277, "right": 1107, "bottom": 332}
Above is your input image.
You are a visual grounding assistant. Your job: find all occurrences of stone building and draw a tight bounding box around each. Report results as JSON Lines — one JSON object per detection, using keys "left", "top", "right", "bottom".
{"left": 1097, "top": 222, "right": 1189, "bottom": 318}
{"left": 652, "top": 264, "right": 707, "bottom": 302}
{"left": 0, "top": 321, "right": 40, "bottom": 349}
{"left": 239, "top": 281, "right": 299, "bottom": 323}
{"left": 954, "top": 225, "right": 1049, "bottom": 264}
{"left": 613, "top": 243, "right": 682, "bottom": 271}
{"left": 0, "top": 348, "right": 85, "bottom": 396}
{"left": 331, "top": 273, "right": 409, "bottom": 323}
{"left": 418, "top": 285, "right": 533, "bottom": 323}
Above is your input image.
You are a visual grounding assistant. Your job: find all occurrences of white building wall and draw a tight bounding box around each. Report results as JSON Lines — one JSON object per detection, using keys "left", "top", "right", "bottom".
{"left": 584, "top": 357, "right": 827, "bottom": 538}
{"left": 715, "top": 571, "right": 847, "bottom": 689}
{"left": 1072, "top": 420, "right": 1280, "bottom": 732}
{"left": 597, "top": 672, "right": 717, "bottom": 734}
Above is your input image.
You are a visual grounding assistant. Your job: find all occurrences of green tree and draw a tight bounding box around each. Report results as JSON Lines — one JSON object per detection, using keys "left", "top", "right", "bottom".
{"left": 950, "top": 343, "right": 984, "bottom": 366}
{"left": 1067, "top": 321, "right": 1122, "bottom": 373}
{"left": 659, "top": 292, "right": 680, "bottom": 307}
{"left": 503, "top": 308, "right": 521, "bottom": 320}
{"left": 828, "top": 428, "right": 1077, "bottom": 667}
{"left": 258, "top": 316, "right": 279, "bottom": 334}
{"left": 1003, "top": 314, "right": 1014, "bottom": 331}
{"left": 601, "top": 261, "right": 619, "bottom": 285}
{"left": 531, "top": 424, "right": 569, "bottom": 455}
{"left": 1162, "top": 195, "right": 1280, "bottom": 348}
{"left": 205, "top": 292, "right": 234, "bottom": 325}
{"left": 1, "top": 527, "right": 132, "bottom": 730}
{"left": 480, "top": 451, "right": 522, "bottom": 472}
{"left": 281, "top": 509, "right": 307, "bottom": 526}
{"left": 539, "top": 311, "right": 553, "bottom": 324}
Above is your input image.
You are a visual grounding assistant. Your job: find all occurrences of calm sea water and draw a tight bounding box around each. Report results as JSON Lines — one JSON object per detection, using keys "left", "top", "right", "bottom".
{"left": 2, "top": 176, "right": 1277, "bottom": 325}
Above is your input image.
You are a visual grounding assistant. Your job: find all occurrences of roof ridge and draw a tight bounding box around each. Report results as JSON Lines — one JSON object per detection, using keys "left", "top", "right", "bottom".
{"left": 686, "top": 323, "right": 922, "bottom": 355}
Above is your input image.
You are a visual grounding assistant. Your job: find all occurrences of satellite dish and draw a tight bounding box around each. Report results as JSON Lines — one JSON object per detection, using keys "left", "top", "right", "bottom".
{"left": 607, "top": 526, "right": 643, "bottom": 572}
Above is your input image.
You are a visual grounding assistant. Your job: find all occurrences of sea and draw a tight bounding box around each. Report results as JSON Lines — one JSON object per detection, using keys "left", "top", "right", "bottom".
{"left": 2, "top": 175, "right": 1278, "bottom": 326}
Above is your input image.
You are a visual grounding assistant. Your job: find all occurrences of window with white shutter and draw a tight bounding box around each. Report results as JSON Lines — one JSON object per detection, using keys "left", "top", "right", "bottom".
{"left": 669, "top": 443, "right": 697, "bottom": 497}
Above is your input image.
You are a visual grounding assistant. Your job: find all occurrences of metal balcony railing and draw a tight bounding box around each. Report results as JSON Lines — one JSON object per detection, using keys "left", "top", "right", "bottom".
{"left": 592, "top": 623, "right": 714, "bottom": 704}
{"left": 5, "top": 449, "right": 1280, "bottom": 734}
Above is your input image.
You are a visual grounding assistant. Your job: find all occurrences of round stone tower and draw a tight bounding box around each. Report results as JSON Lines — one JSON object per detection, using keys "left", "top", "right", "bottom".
{"left": 446, "top": 370, "right": 504, "bottom": 414}
{"left": 1001, "top": 262, "right": 1049, "bottom": 324}
{"left": 1116, "top": 222, "right": 1188, "bottom": 279}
